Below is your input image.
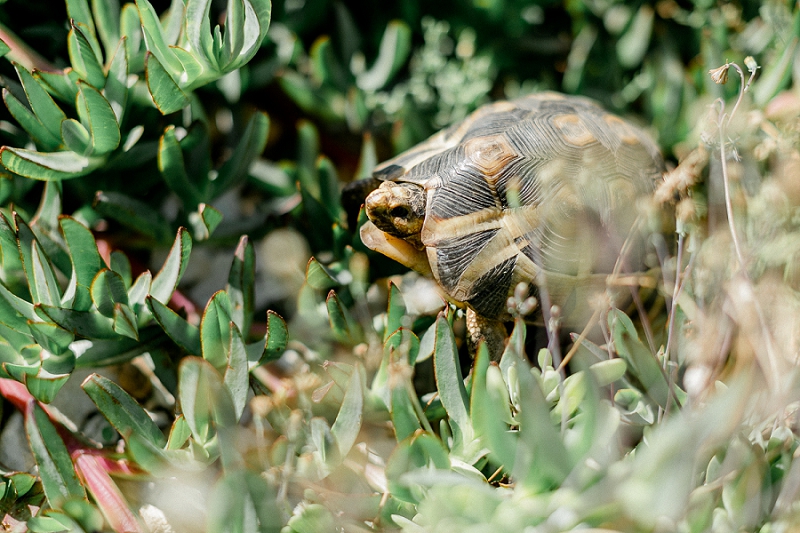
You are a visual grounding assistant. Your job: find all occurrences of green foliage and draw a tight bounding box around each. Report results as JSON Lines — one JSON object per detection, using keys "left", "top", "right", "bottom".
{"left": 0, "top": 0, "right": 799, "bottom": 532}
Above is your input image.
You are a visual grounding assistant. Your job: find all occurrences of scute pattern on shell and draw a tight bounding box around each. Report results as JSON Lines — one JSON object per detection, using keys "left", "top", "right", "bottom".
{"left": 371, "top": 92, "right": 665, "bottom": 322}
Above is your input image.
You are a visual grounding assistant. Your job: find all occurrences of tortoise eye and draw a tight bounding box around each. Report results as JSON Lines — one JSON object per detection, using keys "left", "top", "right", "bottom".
{"left": 390, "top": 206, "right": 409, "bottom": 218}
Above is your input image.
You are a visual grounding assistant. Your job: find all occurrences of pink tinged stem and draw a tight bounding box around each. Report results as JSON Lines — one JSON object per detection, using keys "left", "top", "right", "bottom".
{"left": 74, "top": 453, "right": 144, "bottom": 533}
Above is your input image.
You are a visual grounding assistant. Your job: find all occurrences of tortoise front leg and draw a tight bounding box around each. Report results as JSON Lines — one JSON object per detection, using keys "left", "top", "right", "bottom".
{"left": 466, "top": 308, "right": 507, "bottom": 361}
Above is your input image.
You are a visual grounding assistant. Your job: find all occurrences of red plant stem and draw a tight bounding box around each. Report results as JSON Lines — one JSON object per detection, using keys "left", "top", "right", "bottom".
{"left": 0, "top": 378, "right": 143, "bottom": 476}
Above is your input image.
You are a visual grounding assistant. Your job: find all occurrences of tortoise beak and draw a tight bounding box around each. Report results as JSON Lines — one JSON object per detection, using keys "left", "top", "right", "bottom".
{"left": 360, "top": 221, "right": 433, "bottom": 277}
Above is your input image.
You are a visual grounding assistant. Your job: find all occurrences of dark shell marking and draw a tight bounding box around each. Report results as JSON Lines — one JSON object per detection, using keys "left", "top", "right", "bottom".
{"left": 371, "top": 92, "right": 664, "bottom": 320}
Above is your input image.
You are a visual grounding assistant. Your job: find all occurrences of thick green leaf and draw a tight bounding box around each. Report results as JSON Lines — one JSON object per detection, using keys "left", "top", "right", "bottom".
{"left": 310, "top": 417, "right": 338, "bottom": 468}
{"left": 73, "top": 327, "right": 161, "bottom": 367}
{"left": 355, "top": 133, "right": 377, "bottom": 179}
{"left": 237, "top": 0, "right": 271, "bottom": 66}
{"left": 222, "top": 0, "right": 245, "bottom": 67}
{"left": 92, "top": 0, "right": 121, "bottom": 53}
{"left": 135, "top": 0, "right": 183, "bottom": 75}
{"left": 223, "top": 321, "right": 248, "bottom": 420}
{"left": 94, "top": 191, "right": 172, "bottom": 241}
{"left": 316, "top": 156, "right": 342, "bottom": 223}
{"left": 146, "top": 296, "right": 201, "bottom": 354}
{"left": 3, "top": 87, "right": 60, "bottom": 150}
{"left": 166, "top": 415, "right": 191, "bottom": 450}
{"left": 278, "top": 72, "right": 342, "bottom": 123}
{"left": 112, "top": 303, "right": 138, "bottom": 339}
{"left": 36, "top": 69, "right": 81, "bottom": 103}
{"left": 390, "top": 378, "right": 422, "bottom": 442}
{"left": 25, "top": 402, "right": 86, "bottom": 509}
{"left": 0, "top": 287, "right": 33, "bottom": 333}
{"left": 121, "top": 3, "right": 145, "bottom": 73}
{"left": 0, "top": 147, "right": 99, "bottom": 180}
{"left": 21, "top": 373, "right": 71, "bottom": 404}
{"left": 61, "top": 216, "right": 105, "bottom": 312}
{"left": 262, "top": 310, "right": 287, "bottom": 363}
{"left": 515, "top": 356, "right": 572, "bottom": 490}
{"left": 226, "top": 235, "right": 254, "bottom": 337}
{"left": 172, "top": 47, "right": 205, "bottom": 84}
{"left": 296, "top": 119, "right": 319, "bottom": 194}
{"left": 158, "top": 125, "right": 203, "bottom": 207}
{"left": 326, "top": 290, "right": 364, "bottom": 345}
{"left": 330, "top": 365, "right": 363, "bottom": 459}
{"left": 36, "top": 304, "right": 117, "bottom": 339}
{"left": 150, "top": 227, "right": 192, "bottom": 302}
{"left": 184, "top": 0, "right": 215, "bottom": 69}
{"left": 470, "top": 344, "right": 516, "bottom": 468}
{"left": 200, "top": 290, "right": 233, "bottom": 372}
{"left": 161, "top": 0, "right": 185, "bottom": 45}
{"left": 0, "top": 39, "right": 9, "bottom": 57}
{"left": 127, "top": 271, "right": 152, "bottom": 310}
{"left": 385, "top": 281, "right": 406, "bottom": 341}
{"left": 206, "top": 470, "right": 281, "bottom": 533}
{"left": 82, "top": 373, "right": 167, "bottom": 447}
{"left": 385, "top": 432, "right": 449, "bottom": 503}
{"left": 305, "top": 257, "right": 337, "bottom": 290}
{"left": 211, "top": 111, "right": 269, "bottom": 197}
{"left": 356, "top": 21, "right": 411, "bottom": 91}
{"left": 15, "top": 64, "right": 68, "bottom": 140}
{"left": 0, "top": 281, "right": 36, "bottom": 322}
{"left": 433, "top": 315, "right": 470, "bottom": 436}
{"left": 27, "top": 321, "right": 74, "bottom": 355}
{"left": 104, "top": 40, "right": 128, "bottom": 124}
{"left": 66, "top": 0, "right": 96, "bottom": 38}
{"left": 68, "top": 23, "right": 105, "bottom": 88}
{"left": 144, "top": 53, "right": 190, "bottom": 114}
{"left": 76, "top": 82, "right": 121, "bottom": 155}
{"left": 616, "top": 4, "right": 654, "bottom": 68}
{"left": 189, "top": 203, "right": 222, "bottom": 240}
{"left": 61, "top": 119, "right": 92, "bottom": 155}
{"left": 178, "top": 357, "right": 236, "bottom": 445}
{"left": 30, "top": 241, "right": 62, "bottom": 306}
{"left": 109, "top": 251, "right": 132, "bottom": 289}
{"left": 90, "top": 269, "right": 129, "bottom": 317}
{"left": 610, "top": 309, "right": 671, "bottom": 409}
{"left": 310, "top": 36, "right": 349, "bottom": 90}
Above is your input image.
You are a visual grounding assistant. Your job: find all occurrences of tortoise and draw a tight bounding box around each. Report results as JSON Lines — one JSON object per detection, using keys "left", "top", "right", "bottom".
{"left": 360, "top": 92, "right": 665, "bottom": 356}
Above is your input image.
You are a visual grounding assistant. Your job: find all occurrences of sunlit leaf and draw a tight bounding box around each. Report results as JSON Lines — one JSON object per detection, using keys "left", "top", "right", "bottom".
{"left": 0, "top": 147, "right": 99, "bottom": 180}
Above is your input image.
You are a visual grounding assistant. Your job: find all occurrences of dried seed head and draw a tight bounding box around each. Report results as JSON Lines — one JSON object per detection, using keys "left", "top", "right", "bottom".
{"left": 709, "top": 64, "right": 730, "bottom": 85}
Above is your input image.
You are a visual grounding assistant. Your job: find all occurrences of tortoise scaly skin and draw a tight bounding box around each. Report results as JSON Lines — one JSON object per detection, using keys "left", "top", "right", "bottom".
{"left": 361, "top": 92, "right": 665, "bottom": 355}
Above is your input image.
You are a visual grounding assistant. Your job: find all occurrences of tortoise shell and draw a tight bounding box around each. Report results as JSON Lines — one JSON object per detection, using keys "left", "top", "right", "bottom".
{"left": 361, "top": 92, "right": 664, "bottom": 325}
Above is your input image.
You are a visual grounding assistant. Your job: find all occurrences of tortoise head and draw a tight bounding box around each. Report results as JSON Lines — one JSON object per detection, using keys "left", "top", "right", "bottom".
{"left": 360, "top": 181, "right": 432, "bottom": 277}
{"left": 364, "top": 181, "right": 426, "bottom": 240}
